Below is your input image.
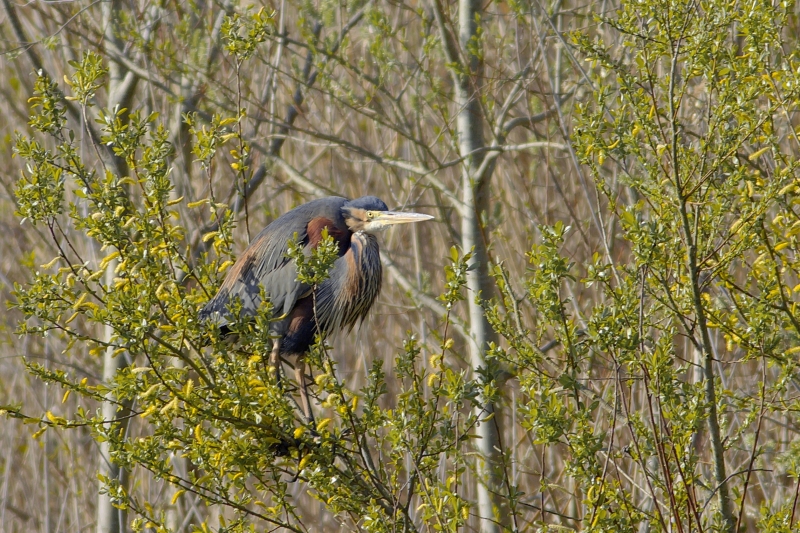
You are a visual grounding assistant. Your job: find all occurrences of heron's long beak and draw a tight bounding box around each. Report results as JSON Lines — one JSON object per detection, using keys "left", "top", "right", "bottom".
{"left": 373, "top": 211, "right": 434, "bottom": 226}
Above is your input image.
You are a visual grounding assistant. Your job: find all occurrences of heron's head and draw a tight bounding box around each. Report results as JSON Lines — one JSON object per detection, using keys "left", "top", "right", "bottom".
{"left": 342, "top": 196, "right": 434, "bottom": 234}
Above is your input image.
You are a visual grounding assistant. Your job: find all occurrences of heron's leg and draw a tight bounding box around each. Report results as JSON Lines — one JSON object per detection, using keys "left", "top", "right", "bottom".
{"left": 294, "top": 356, "right": 315, "bottom": 425}
{"left": 269, "top": 338, "right": 282, "bottom": 386}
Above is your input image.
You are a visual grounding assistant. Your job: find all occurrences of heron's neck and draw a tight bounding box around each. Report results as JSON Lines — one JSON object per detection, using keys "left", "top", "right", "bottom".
{"left": 351, "top": 231, "right": 379, "bottom": 265}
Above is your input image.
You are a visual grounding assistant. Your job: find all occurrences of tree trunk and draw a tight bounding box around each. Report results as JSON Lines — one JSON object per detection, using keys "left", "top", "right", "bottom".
{"left": 455, "top": 0, "right": 506, "bottom": 529}
{"left": 97, "top": 1, "right": 136, "bottom": 531}
{"left": 96, "top": 296, "right": 128, "bottom": 533}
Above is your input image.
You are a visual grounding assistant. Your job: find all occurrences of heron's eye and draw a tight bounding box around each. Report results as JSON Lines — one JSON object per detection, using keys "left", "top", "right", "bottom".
{"left": 366, "top": 211, "right": 375, "bottom": 219}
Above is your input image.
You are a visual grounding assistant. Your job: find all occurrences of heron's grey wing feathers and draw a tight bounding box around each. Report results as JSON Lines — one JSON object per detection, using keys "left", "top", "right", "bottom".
{"left": 199, "top": 197, "right": 349, "bottom": 326}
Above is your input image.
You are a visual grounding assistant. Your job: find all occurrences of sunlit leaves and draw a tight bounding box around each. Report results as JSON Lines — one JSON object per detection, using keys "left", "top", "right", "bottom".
{"left": 221, "top": 8, "right": 273, "bottom": 62}
{"left": 26, "top": 73, "right": 66, "bottom": 135}
{"left": 288, "top": 228, "right": 339, "bottom": 286}
{"left": 13, "top": 135, "right": 65, "bottom": 225}
{"left": 572, "top": 0, "right": 800, "bottom": 529}
{"left": 11, "top": 49, "right": 502, "bottom": 533}
{"left": 64, "top": 51, "right": 108, "bottom": 105}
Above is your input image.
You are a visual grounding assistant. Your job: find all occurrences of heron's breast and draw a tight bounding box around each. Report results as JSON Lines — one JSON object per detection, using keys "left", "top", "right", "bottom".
{"left": 338, "top": 232, "right": 382, "bottom": 325}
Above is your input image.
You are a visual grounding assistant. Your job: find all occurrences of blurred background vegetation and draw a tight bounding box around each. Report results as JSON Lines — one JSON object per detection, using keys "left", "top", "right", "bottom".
{"left": 3, "top": 0, "right": 800, "bottom": 531}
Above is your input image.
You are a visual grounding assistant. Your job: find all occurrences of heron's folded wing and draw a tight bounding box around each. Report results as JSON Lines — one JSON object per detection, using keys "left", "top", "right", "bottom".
{"left": 199, "top": 197, "right": 350, "bottom": 326}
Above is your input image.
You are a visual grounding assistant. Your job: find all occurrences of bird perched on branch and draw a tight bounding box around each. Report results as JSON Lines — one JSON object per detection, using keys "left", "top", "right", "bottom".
{"left": 200, "top": 195, "right": 433, "bottom": 422}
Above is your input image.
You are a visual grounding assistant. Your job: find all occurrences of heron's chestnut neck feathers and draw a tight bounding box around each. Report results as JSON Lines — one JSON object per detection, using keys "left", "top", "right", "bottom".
{"left": 314, "top": 231, "right": 381, "bottom": 334}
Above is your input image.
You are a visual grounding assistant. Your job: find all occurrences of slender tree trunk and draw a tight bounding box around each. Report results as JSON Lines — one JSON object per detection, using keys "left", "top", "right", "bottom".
{"left": 454, "top": 0, "right": 506, "bottom": 530}
{"left": 97, "top": 296, "right": 128, "bottom": 533}
{"left": 97, "top": 2, "right": 136, "bottom": 532}
{"left": 462, "top": 181, "right": 505, "bottom": 533}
